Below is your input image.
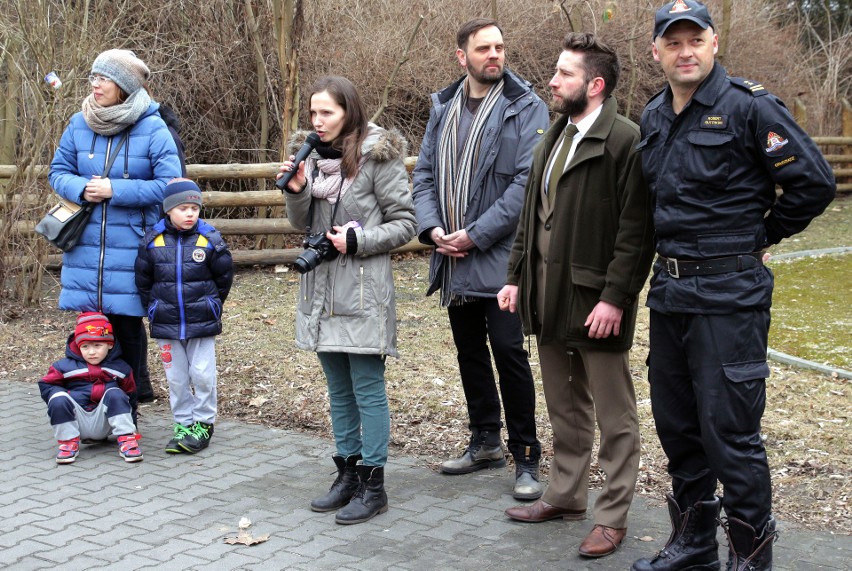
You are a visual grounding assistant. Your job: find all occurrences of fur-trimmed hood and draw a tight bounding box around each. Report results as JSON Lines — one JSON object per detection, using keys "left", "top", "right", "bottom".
{"left": 287, "top": 123, "right": 408, "bottom": 163}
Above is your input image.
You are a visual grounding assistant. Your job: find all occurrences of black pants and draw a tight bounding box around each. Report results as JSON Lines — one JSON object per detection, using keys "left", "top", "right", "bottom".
{"left": 648, "top": 309, "right": 772, "bottom": 529}
{"left": 447, "top": 298, "right": 540, "bottom": 458}
{"left": 106, "top": 314, "right": 154, "bottom": 401}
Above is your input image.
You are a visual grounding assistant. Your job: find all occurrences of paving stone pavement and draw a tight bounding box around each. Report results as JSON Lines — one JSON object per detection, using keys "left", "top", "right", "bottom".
{"left": 1, "top": 379, "right": 849, "bottom": 570}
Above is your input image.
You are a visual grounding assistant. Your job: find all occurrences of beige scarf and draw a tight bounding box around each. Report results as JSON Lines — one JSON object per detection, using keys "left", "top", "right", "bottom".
{"left": 81, "top": 89, "right": 152, "bottom": 136}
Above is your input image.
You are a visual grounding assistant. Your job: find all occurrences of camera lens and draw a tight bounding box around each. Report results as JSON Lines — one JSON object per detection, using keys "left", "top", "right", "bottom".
{"left": 294, "top": 249, "right": 321, "bottom": 274}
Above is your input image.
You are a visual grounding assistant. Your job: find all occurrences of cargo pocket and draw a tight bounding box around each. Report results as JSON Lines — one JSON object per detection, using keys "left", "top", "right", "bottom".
{"left": 722, "top": 360, "right": 770, "bottom": 383}
{"left": 718, "top": 359, "right": 769, "bottom": 435}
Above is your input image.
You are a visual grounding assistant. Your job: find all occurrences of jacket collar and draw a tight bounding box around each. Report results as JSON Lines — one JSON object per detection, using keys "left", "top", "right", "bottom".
{"left": 646, "top": 61, "right": 727, "bottom": 112}
{"left": 691, "top": 62, "right": 727, "bottom": 107}
{"left": 545, "top": 96, "right": 618, "bottom": 148}
{"left": 541, "top": 96, "right": 619, "bottom": 173}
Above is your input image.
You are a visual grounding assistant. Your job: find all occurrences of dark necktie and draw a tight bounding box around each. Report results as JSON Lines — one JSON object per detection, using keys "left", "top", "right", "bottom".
{"left": 547, "top": 123, "right": 579, "bottom": 194}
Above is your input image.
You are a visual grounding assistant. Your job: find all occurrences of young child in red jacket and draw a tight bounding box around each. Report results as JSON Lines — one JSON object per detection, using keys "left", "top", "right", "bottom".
{"left": 38, "top": 312, "right": 143, "bottom": 464}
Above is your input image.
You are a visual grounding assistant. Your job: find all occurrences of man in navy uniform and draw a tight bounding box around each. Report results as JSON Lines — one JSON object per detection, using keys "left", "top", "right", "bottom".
{"left": 632, "top": 2, "right": 835, "bottom": 571}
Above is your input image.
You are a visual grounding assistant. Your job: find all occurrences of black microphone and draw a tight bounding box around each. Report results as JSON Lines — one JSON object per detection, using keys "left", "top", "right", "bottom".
{"left": 276, "top": 132, "right": 322, "bottom": 191}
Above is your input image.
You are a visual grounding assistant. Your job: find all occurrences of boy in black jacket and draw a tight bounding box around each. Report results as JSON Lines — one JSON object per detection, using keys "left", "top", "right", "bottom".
{"left": 135, "top": 178, "right": 233, "bottom": 454}
{"left": 39, "top": 312, "right": 143, "bottom": 464}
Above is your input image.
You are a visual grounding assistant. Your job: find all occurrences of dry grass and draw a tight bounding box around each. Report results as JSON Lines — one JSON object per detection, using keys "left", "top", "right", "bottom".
{"left": 2, "top": 249, "right": 849, "bottom": 533}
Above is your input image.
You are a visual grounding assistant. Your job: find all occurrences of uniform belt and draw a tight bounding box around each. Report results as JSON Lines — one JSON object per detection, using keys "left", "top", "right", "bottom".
{"left": 657, "top": 253, "right": 763, "bottom": 278}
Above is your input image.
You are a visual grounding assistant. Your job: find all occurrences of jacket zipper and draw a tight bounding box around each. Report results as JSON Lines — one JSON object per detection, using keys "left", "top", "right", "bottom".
{"left": 359, "top": 266, "right": 364, "bottom": 310}
{"left": 177, "top": 234, "right": 186, "bottom": 339}
{"left": 96, "top": 136, "right": 113, "bottom": 310}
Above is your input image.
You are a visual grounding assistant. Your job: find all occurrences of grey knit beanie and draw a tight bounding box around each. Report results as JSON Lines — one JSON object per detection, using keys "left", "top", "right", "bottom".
{"left": 163, "top": 178, "right": 203, "bottom": 213}
{"left": 91, "top": 49, "right": 150, "bottom": 95}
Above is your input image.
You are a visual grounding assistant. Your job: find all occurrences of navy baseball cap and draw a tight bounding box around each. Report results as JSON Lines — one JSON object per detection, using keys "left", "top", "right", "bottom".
{"left": 653, "top": 0, "right": 715, "bottom": 39}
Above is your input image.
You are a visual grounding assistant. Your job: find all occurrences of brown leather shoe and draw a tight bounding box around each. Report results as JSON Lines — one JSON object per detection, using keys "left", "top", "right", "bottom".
{"left": 505, "top": 500, "right": 586, "bottom": 522}
{"left": 578, "top": 524, "right": 626, "bottom": 558}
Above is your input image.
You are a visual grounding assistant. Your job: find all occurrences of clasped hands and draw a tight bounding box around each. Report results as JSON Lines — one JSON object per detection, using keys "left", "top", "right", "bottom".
{"left": 430, "top": 227, "right": 473, "bottom": 258}
{"left": 83, "top": 176, "right": 113, "bottom": 202}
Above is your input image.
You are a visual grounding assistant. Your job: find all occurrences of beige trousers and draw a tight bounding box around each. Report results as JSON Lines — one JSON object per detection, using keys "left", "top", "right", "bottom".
{"left": 537, "top": 342, "right": 640, "bottom": 528}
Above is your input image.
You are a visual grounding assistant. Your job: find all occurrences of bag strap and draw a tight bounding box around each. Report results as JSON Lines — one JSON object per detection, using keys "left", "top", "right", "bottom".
{"left": 102, "top": 130, "right": 130, "bottom": 177}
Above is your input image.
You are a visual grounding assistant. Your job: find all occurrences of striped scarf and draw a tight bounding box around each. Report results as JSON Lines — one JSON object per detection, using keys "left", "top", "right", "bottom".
{"left": 435, "top": 77, "right": 504, "bottom": 306}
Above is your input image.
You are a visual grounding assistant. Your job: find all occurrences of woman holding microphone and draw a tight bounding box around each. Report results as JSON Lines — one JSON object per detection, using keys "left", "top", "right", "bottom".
{"left": 278, "top": 76, "right": 416, "bottom": 525}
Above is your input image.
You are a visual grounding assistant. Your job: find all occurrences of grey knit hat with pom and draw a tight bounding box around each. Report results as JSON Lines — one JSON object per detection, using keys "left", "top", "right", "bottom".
{"left": 91, "top": 49, "right": 150, "bottom": 95}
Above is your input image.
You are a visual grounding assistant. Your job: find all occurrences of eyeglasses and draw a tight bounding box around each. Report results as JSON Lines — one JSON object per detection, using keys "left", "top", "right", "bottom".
{"left": 87, "top": 74, "right": 114, "bottom": 86}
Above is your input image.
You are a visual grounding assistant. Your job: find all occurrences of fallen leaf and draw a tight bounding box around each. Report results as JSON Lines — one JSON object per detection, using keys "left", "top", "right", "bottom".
{"left": 249, "top": 396, "right": 269, "bottom": 408}
{"left": 223, "top": 530, "right": 270, "bottom": 546}
{"left": 639, "top": 536, "right": 655, "bottom": 542}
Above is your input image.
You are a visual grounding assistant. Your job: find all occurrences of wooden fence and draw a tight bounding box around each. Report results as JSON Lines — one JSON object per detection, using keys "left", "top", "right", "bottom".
{"left": 2, "top": 140, "right": 851, "bottom": 268}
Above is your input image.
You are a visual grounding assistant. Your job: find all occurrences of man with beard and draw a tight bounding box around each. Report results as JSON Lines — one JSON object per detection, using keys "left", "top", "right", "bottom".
{"left": 413, "top": 19, "right": 549, "bottom": 500}
{"left": 498, "top": 32, "right": 654, "bottom": 559}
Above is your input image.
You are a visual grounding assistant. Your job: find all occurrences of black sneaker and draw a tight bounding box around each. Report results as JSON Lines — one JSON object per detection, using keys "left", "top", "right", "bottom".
{"left": 165, "top": 423, "right": 193, "bottom": 454}
{"left": 178, "top": 422, "right": 213, "bottom": 454}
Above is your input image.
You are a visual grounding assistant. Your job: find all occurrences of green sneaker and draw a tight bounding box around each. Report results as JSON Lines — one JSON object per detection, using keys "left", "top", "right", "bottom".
{"left": 165, "top": 423, "right": 193, "bottom": 454}
{"left": 178, "top": 422, "right": 214, "bottom": 454}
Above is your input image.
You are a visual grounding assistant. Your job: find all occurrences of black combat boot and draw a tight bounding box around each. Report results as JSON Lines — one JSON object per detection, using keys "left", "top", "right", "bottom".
{"left": 310, "top": 454, "right": 361, "bottom": 512}
{"left": 335, "top": 465, "right": 388, "bottom": 525}
{"left": 721, "top": 515, "right": 777, "bottom": 571}
{"left": 631, "top": 493, "right": 722, "bottom": 571}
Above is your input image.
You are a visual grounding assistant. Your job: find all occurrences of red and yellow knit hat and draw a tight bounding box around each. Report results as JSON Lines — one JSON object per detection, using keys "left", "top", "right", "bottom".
{"left": 74, "top": 312, "right": 115, "bottom": 347}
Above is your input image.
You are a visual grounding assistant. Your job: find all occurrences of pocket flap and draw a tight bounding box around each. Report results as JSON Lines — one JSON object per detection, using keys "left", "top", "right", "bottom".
{"left": 722, "top": 360, "right": 770, "bottom": 383}
{"left": 687, "top": 130, "right": 734, "bottom": 147}
{"left": 571, "top": 265, "right": 606, "bottom": 289}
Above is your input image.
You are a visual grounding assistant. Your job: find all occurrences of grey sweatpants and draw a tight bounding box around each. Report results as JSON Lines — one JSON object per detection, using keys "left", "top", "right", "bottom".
{"left": 156, "top": 337, "right": 217, "bottom": 426}
{"left": 48, "top": 388, "right": 136, "bottom": 441}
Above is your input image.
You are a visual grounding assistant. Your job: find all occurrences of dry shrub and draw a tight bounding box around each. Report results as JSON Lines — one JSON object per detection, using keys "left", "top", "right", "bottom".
{"left": 0, "top": 0, "right": 842, "bottom": 305}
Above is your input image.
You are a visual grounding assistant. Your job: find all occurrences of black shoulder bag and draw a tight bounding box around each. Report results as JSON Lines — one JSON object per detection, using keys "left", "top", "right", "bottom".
{"left": 36, "top": 131, "right": 130, "bottom": 252}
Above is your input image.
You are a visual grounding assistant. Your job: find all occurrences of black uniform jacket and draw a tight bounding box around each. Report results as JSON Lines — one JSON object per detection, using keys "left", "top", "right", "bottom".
{"left": 638, "top": 62, "right": 836, "bottom": 314}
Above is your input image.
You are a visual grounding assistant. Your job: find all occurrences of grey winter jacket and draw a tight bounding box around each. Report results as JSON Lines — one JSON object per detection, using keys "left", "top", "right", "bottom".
{"left": 286, "top": 124, "right": 416, "bottom": 357}
{"left": 412, "top": 69, "right": 549, "bottom": 298}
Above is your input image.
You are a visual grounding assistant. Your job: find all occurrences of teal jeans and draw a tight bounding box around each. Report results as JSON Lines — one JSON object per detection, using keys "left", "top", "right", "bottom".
{"left": 317, "top": 352, "right": 389, "bottom": 466}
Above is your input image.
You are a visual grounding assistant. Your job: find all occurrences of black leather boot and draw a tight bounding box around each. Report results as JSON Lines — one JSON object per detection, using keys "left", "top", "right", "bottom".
{"left": 722, "top": 515, "right": 777, "bottom": 571}
{"left": 335, "top": 465, "right": 388, "bottom": 525}
{"left": 631, "top": 494, "right": 721, "bottom": 571}
{"left": 310, "top": 454, "right": 361, "bottom": 512}
{"left": 441, "top": 428, "right": 506, "bottom": 474}
{"left": 509, "top": 444, "right": 543, "bottom": 501}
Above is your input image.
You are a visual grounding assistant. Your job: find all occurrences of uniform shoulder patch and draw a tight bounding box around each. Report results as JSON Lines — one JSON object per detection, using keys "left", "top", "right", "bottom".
{"left": 729, "top": 77, "right": 768, "bottom": 97}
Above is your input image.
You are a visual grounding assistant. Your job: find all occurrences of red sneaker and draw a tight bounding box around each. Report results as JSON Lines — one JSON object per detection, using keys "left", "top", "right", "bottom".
{"left": 117, "top": 433, "right": 144, "bottom": 463}
{"left": 56, "top": 437, "right": 80, "bottom": 464}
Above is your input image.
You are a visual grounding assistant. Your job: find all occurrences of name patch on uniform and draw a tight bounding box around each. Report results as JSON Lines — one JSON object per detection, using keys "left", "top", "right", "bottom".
{"left": 774, "top": 155, "right": 797, "bottom": 169}
{"left": 701, "top": 115, "right": 727, "bottom": 129}
{"left": 192, "top": 248, "right": 207, "bottom": 263}
{"left": 765, "top": 131, "right": 789, "bottom": 153}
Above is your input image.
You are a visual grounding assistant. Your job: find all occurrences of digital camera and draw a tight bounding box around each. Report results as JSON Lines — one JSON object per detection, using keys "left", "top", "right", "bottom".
{"left": 294, "top": 232, "right": 339, "bottom": 274}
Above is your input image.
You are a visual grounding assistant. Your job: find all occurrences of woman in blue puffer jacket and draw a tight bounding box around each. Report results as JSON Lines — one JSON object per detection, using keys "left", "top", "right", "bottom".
{"left": 48, "top": 49, "right": 182, "bottom": 403}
